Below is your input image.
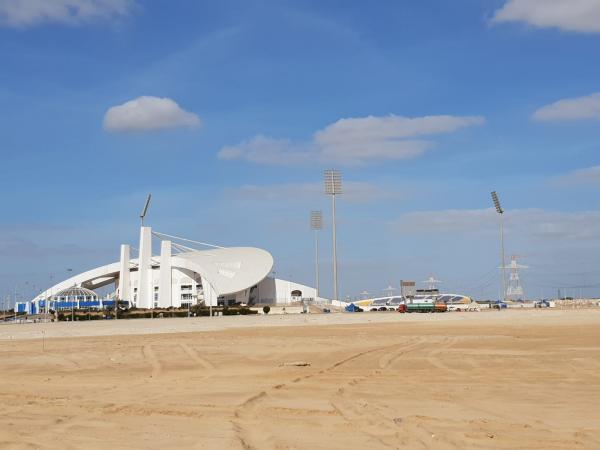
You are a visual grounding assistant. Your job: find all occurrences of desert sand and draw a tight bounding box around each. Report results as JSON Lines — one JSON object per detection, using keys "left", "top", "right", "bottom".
{"left": 1, "top": 309, "right": 600, "bottom": 449}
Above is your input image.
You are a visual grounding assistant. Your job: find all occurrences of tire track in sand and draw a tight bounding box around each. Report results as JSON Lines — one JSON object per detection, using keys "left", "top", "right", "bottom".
{"left": 142, "top": 344, "right": 162, "bottom": 378}
{"left": 179, "top": 343, "right": 216, "bottom": 372}
{"left": 233, "top": 391, "right": 271, "bottom": 450}
{"left": 232, "top": 339, "right": 426, "bottom": 449}
{"left": 329, "top": 338, "right": 428, "bottom": 448}
{"left": 423, "top": 336, "right": 462, "bottom": 376}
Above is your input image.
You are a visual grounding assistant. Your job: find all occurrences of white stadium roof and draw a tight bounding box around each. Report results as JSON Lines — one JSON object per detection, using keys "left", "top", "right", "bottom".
{"left": 34, "top": 246, "right": 274, "bottom": 301}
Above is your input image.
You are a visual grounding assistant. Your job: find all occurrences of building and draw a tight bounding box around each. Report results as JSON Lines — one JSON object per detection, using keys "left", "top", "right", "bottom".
{"left": 18, "top": 225, "right": 322, "bottom": 314}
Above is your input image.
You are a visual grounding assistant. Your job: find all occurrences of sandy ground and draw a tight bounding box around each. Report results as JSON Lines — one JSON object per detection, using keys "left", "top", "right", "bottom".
{"left": 1, "top": 310, "right": 599, "bottom": 449}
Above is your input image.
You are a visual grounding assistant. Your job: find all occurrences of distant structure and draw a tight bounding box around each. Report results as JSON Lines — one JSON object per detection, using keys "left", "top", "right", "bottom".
{"left": 400, "top": 280, "right": 416, "bottom": 298}
{"left": 491, "top": 191, "right": 507, "bottom": 301}
{"left": 310, "top": 210, "right": 323, "bottom": 298}
{"left": 324, "top": 169, "right": 342, "bottom": 305}
{"left": 16, "top": 202, "right": 322, "bottom": 314}
{"left": 504, "top": 255, "right": 528, "bottom": 301}
{"left": 382, "top": 285, "right": 397, "bottom": 297}
{"left": 422, "top": 275, "right": 442, "bottom": 291}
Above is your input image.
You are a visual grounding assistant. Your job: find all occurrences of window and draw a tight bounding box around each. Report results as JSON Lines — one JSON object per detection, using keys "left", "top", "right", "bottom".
{"left": 181, "top": 293, "right": 193, "bottom": 300}
{"left": 181, "top": 285, "right": 192, "bottom": 291}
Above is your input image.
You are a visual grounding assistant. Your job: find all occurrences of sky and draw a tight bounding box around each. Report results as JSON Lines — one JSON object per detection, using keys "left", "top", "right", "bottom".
{"left": 1, "top": 0, "right": 600, "bottom": 305}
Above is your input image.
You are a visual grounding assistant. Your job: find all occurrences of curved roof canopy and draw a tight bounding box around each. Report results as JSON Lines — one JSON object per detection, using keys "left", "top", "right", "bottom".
{"left": 34, "top": 246, "right": 274, "bottom": 300}
{"left": 53, "top": 286, "right": 98, "bottom": 299}
{"left": 173, "top": 247, "right": 273, "bottom": 295}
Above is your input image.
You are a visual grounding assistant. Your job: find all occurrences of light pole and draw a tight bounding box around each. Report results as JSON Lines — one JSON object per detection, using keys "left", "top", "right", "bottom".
{"left": 324, "top": 169, "right": 342, "bottom": 310}
{"left": 310, "top": 210, "right": 323, "bottom": 300}
{"left": 491, "top": 191, "right": 507, "bottom": 302}
{"left": 46, "top": 274, "right": 54, "bottom": 323}
{"left": 66, "top": 269, "right": 73, "bottom": 322}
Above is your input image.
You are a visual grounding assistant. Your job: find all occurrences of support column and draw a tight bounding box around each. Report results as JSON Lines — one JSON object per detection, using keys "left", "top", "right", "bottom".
{"left": 138, "top": 226, "right": 153, "bottom": 309}
{"left": 118, "top": 244, "right": 131, "bottom": 302}
{"left": 202, "top": 277, "right": 218, "bottom": 306}
{"left": 159, "top": 240, "right": 172, "bottom": 308}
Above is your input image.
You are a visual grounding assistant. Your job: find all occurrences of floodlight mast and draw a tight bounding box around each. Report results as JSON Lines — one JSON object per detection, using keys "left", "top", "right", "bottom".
{"left": 140, "top": 194, "right": 152, "bottom": 226}
{"left": 491, "top": 191, "right": 507, "bottom": 302}
{"left": 310, "top": 211, "right": 323, "bottom": 299}
{"left": 324, "top": 169, "right": 342, "bottom": 310}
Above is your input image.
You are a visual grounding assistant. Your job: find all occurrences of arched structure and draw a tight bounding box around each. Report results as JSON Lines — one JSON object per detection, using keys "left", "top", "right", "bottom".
{"left": 22, "top": 225, "right": 322, "bottom": 314}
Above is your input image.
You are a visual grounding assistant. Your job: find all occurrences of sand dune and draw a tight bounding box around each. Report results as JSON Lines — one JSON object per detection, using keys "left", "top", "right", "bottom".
{"left": 1, "top": 310, "right": 600, "bottom": 449}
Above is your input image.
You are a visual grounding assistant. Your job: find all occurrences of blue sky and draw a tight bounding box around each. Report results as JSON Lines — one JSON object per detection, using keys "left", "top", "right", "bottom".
{"left": 2, "top": 0, "right": 600, "bottom": 304}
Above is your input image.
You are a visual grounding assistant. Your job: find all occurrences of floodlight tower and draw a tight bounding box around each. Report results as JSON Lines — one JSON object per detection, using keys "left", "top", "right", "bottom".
{"left": 491, "top": 191, "right": 507, "bottom": 301}
{"left": 140, "top": 194, "right": 152, "bottom": 226}
{"left": 324, "top": 169, "right": 342, "bottom": 308}
{"left": 310, "top": 211, "right": 323, "bottom": 299}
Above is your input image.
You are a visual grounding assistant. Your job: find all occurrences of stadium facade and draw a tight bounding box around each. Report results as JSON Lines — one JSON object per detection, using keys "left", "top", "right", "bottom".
{"left": 18, "top": 225, "right": 319, "bottom": 314}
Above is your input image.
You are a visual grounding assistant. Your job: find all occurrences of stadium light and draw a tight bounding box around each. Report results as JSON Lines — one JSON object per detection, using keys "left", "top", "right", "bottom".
{"left": 491, "top": 191, "right": 503, "bottom": 214}
{"left": 491, "top": 191, "right": 507, "bottom": 302}
{"left": 310, "top": 210, "right": 323, "bottom": 299}
{"left": 140, "top": 193, "right": 152, "bottom": 226}
{"left": 324, "top": 169, "right": 342, "bottom": 309}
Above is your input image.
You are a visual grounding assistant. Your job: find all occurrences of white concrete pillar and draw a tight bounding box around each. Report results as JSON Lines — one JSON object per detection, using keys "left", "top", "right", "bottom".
{"left": 159, "top": 240, "right": 172, "bottom": 308}
{"left": 118, "top": 244, "right": 131, "bottom": 302}
{"left": 202, "top": 277, "right": 218, "bottom": 306}
{"left": 138, "top": 226, "right": 153, "bottom": 309}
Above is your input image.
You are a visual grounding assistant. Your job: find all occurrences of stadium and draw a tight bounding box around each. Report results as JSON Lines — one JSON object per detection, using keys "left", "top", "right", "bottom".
{"left": 17, "top": 224, "right": 319, "bottom": 314}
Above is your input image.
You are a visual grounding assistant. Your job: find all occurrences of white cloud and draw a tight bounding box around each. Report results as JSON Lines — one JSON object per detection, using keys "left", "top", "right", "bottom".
{"left": 532, "top": 92, "right": 600, "bottom": 121}
{"left": 218, "top": 135, "right": 312, "bottom": 165}
{"left": 315, "top": 115, "right": 484, "bottom": 164}
{"left": 391, "top": 207, "right": 600, "bottom": 241}
{"left": 492, "top": 0, "right": 600, "bottom": 33}
{"left": 103, "top": 96, "right": 201, "bottom": 133}
{"left": 218, "top": 114, "right": 484, "bottom": 166}
{"left": 553, "top": 165, "right": 600, "bottom": 185}
{"left": 0, "top": 0, "right": 135, "bottom": 27}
